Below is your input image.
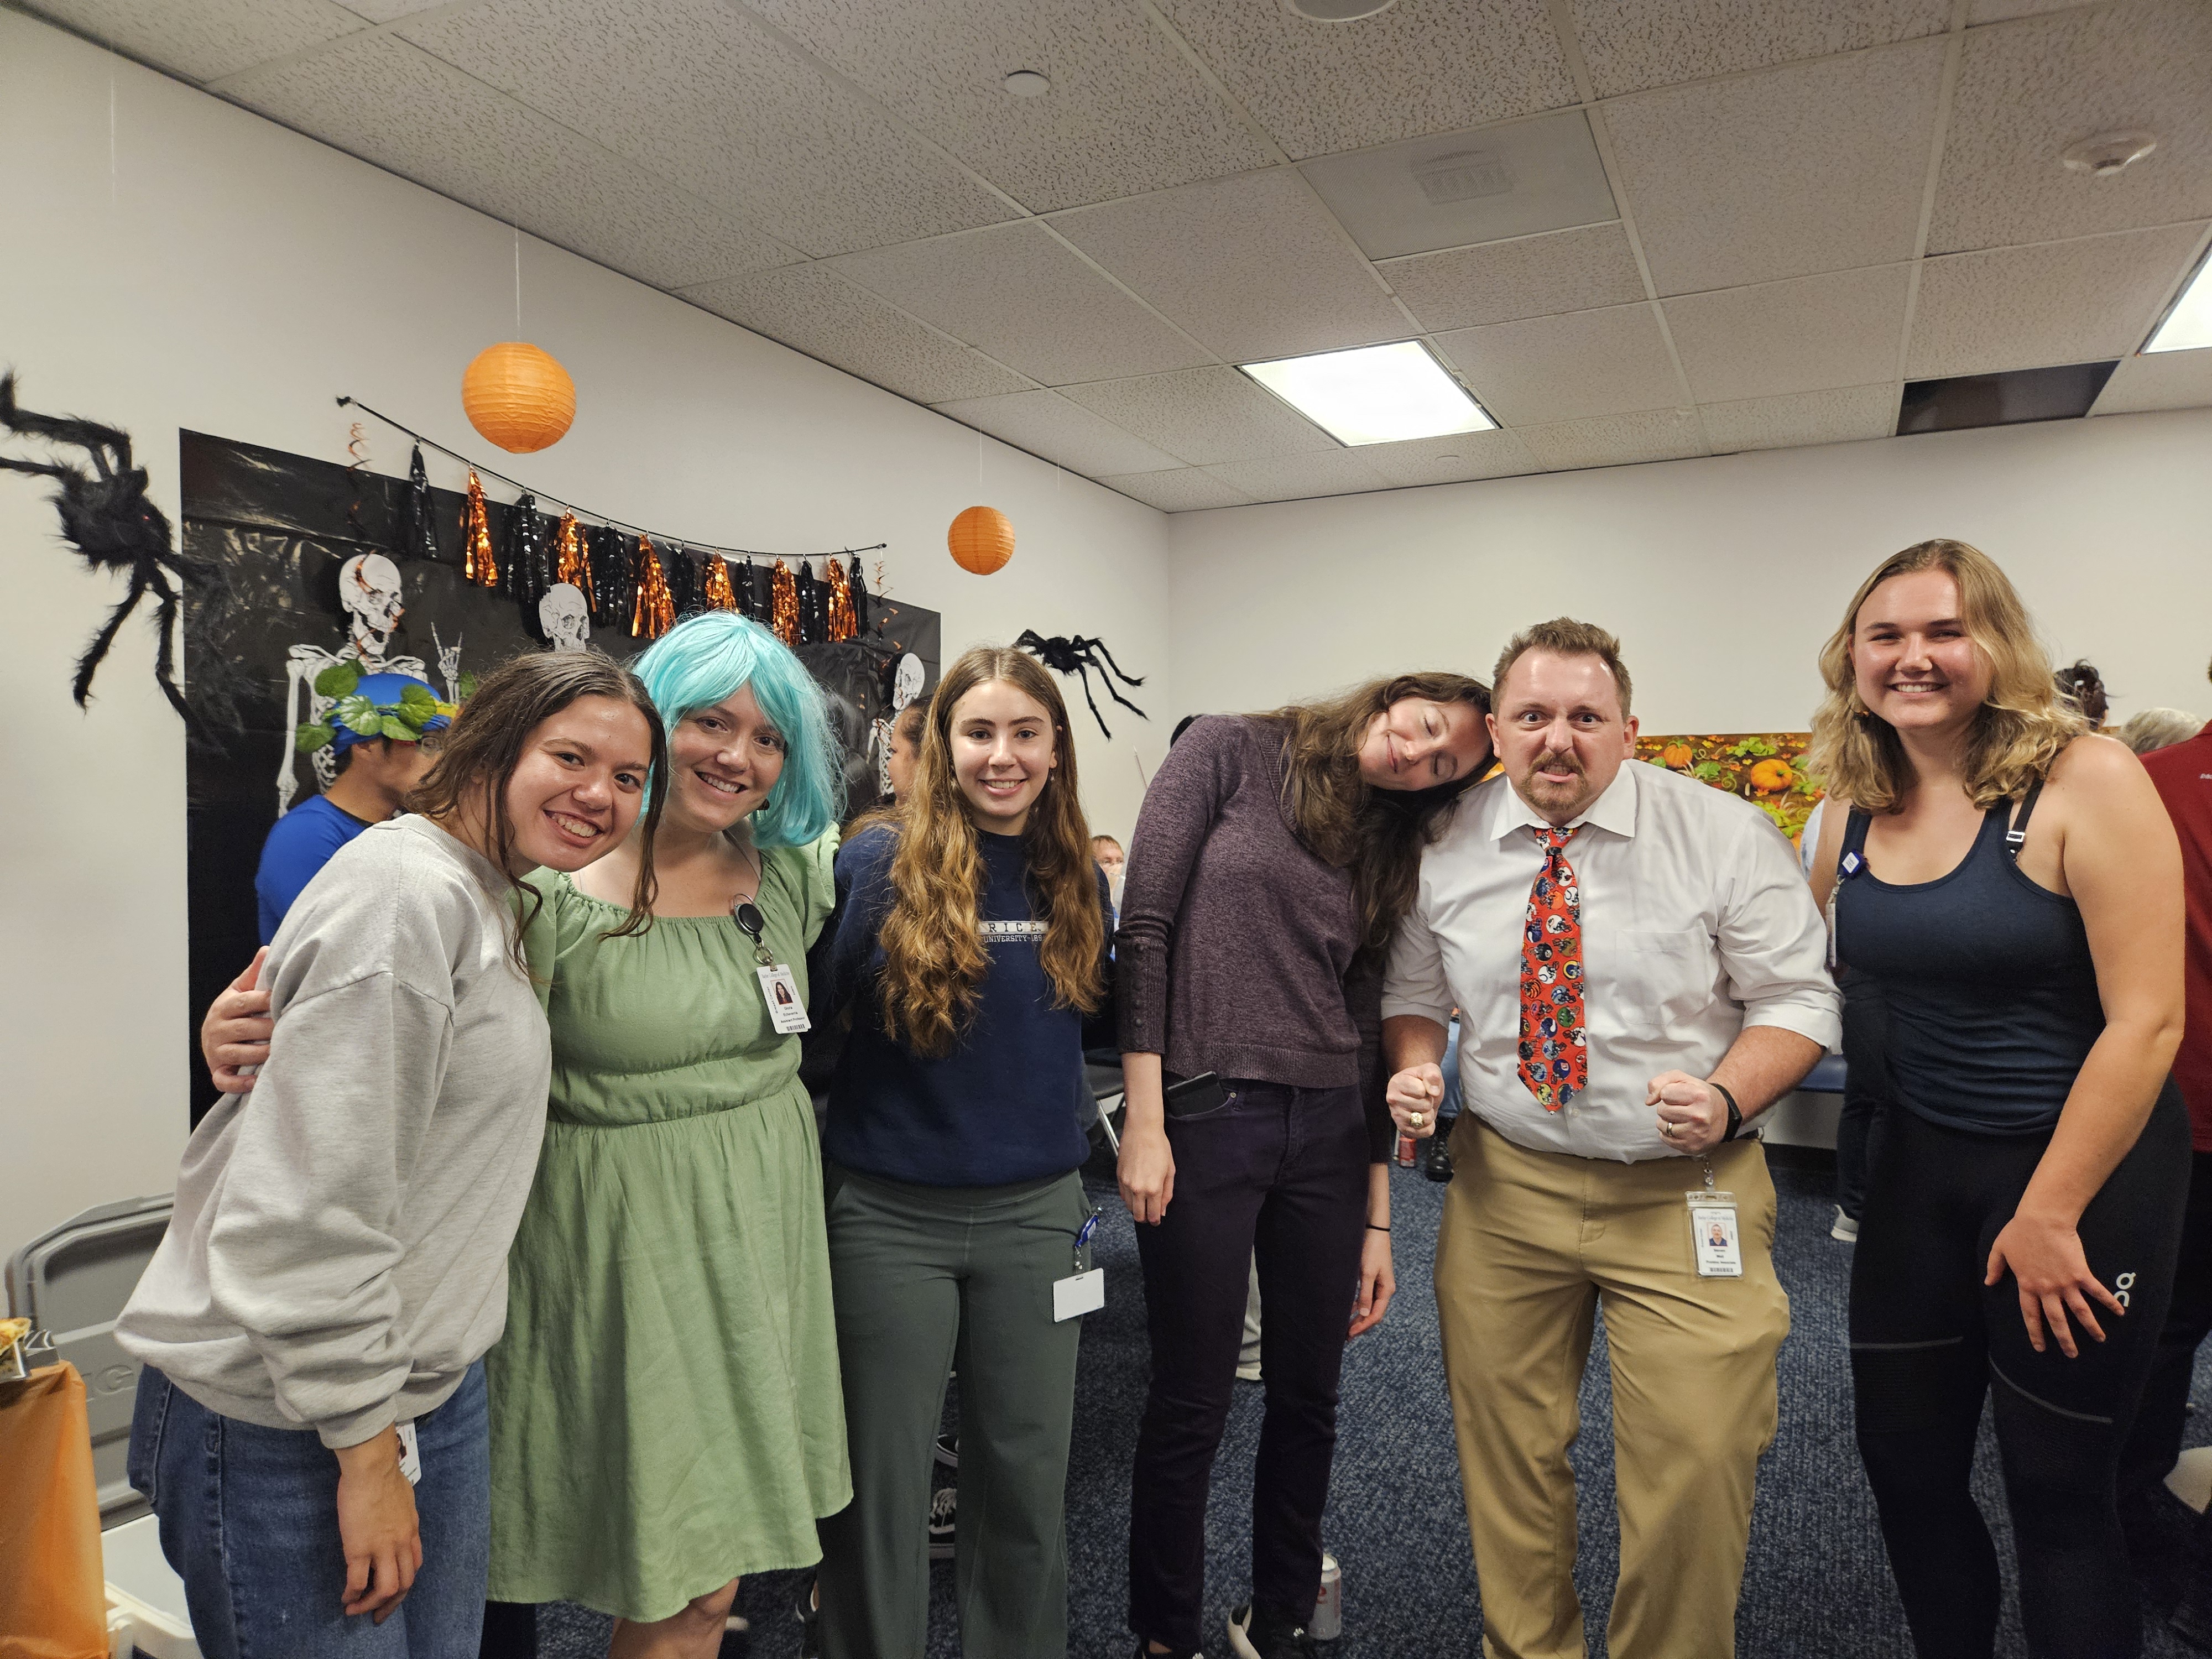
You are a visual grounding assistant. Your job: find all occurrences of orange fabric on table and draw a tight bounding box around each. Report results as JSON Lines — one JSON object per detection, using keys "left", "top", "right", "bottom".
{"left": 0, "top": 1362, "right": 109, "bottom": 1659}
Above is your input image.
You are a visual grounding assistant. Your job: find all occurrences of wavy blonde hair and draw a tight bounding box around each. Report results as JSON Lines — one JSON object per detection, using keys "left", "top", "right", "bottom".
{"left": 875, "top": 646, "right": 1104, "bottom": 1058}
{"left": 1808, "top": 539, "right": 2086, "bottom": 813}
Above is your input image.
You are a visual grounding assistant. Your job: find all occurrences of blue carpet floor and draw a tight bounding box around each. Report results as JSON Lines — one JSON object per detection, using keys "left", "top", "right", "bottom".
{"left": 540, "top": 1160, "right": 2211, "bottom": 1657}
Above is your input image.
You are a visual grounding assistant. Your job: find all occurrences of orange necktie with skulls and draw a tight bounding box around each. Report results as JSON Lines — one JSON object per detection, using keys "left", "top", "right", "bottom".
{"left": 1519, "top": 826, "right": 1589, "bottom": 1110}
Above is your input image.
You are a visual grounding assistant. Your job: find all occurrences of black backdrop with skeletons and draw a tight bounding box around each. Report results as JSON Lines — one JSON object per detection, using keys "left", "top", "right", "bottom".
{"left": 180, "top": 429, "right": 936, "bottom": 1121}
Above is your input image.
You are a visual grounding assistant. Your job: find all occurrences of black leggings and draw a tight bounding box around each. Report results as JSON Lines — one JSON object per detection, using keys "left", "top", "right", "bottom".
{"left": 1850, "top": 1087, "right": 2190, "bottom": 1659}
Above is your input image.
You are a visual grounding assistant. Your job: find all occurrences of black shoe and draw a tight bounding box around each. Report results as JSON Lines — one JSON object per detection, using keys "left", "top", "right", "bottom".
{"left": 793, "top": 1578, "right": 820, "bottom": 1658}
{"left": 1134, "top": 1645, "right": 1202, "bottom": 1659}
{"left": 934, "top": 1431, "right": 959, "bottom": 1469}
{"left": 927, "top": 1485, "right": 957, "bottom": 1559}
{"left": 1228, "top": 1602, "right": 1318, "bottom": 1659}
{"left": 1423, "top": 1114, "right": 1455, "bottom": 1182}
{"left": 2125, "top": 1484, "right": 2196, "bottom": 1613}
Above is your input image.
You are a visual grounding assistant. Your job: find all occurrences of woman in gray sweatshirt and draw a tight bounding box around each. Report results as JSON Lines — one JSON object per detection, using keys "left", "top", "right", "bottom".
{"left": 118, "top": 650, "right": 664, "bottom": 1656}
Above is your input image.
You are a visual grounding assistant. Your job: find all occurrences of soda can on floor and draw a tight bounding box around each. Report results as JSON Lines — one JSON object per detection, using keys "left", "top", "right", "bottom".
{"left": 1311, "top": 1552, "right": 1342, "bottom": 1640}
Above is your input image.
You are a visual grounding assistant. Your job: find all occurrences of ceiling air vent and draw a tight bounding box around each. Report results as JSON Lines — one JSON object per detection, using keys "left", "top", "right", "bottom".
{"left": 1896, "top": 362, "right": 2118, "bottom": 436}
{"left": 1282, "top": 0, "right": 1397, "bottom": 19}
{"left": 1413, "top": 150, "right": 1513, "bottom": 206}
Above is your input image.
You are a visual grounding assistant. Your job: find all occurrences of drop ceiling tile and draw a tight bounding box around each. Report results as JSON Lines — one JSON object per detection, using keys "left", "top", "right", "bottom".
{"left": 1701, "top": 383, "right": 1901, "bottom": 452}
{"left": 26, "top": 0, "right": 367, "bottom": 84}
{"left": 1383, "top": 223, "right": 1646, "bottom": 331}
{"left": 680, "top": 264, "right": 1031, "bottom": 404}
{"left": 397, "top": 0, "right": 1016, "bottom": 257}
{"left": 739, "top": 0, "right": 1275, "bottom": 213}
{"left": 1521, "top": 408, "right": 1709, "bottom": 469}
{"left": 1602, "top": 39, "right": 1946, "bottom": 295}
{"left": 1932, "top": 0, "right": 2212, "bottom": 254}
{"left": 1151, "top": 0, "right": 1577, "bottom": 159}
{"left": 932, "top": 390, "right": 1183, "bottom": 477}
{"left": 1906, "top": 223, "right": 2210, "bottom": 379}
{"left": 1050, "top": 170, "right": 1407, "bottom": 363}
{"left": 1965, "top": 0, "right": 2093, "bottom": 18}
{"left": 1299, "top": 110, "right": 1619, "bottom": 261}
{"left": 1099, "top": 468, "right": 1256, "bottom": 512}
{"left": 829, "top": 222, "right": 1209, "bottom": 385}
{"left": 333, "top": 0, "right": 450, "bottom": 18}
{"left": 1202, "top": 449, "right": 1391, "bottom": 504}
{"left": 1360, "top": 429, "right": 1544, "bottom": 487}
{"left": 1058, "top": 368, "right": 1333, "bottom": 466}
{"left": 222, "top": 35, "right": 799, "bottom": 289}
{"left": 1435, "top": 303, "right": 1683, "bottom": 425}
{"left": 1567, "top": 0, "right": 1950, "bottom": 99}
{"left": 1665, "top": 264, "right": 1912, "bottom": 403}
{"left": 2091, "top": 349, "right": 2212, "bottom": 415}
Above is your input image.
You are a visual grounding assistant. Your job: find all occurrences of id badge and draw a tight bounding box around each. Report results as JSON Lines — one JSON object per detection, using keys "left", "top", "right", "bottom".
{"left": 1687, "top": 1191, "right": 1744, "bottom": 1278}
{"left": 1053, "top": 1269, "right": 1105, "bottom": 1321}
{"left": 395, "top": 1421, "right": 422, "bottom": 1486}
{"left": 757, "top": 964, "right": 810, "bottom": 1034}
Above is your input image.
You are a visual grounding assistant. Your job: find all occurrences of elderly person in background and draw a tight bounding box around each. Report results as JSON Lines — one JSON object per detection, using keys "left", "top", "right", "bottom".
{"left": 2121, "top": 707, "right": 2204, "bottom": 757}
{"left": 1385, "top": 618, "right": 1837, "bottom": 1659}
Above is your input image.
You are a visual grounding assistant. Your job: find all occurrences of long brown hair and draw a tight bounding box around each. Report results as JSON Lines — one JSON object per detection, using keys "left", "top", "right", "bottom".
{"left": 1260, "top": 671, "right": 1491, "bottom": 951}
{"left": 1807, "top": 539, "right": 2085, "bottom": 813}
{"left": 408, "top": 648, "right": 667, "bottom": 969}
{"left": 876, "top": 646, "right": 1104, "bottom": 1057}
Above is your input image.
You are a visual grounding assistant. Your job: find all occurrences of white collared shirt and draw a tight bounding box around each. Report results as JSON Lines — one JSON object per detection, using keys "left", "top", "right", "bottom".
{"left": 1383, "top": 761, "right": 1841, "bottom": 1164}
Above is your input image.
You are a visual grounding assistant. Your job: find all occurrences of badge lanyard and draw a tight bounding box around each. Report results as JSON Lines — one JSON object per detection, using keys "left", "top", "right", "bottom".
{"left": 1054, "top": 1206, "right": 1105, "bottom": 1322}
{"left": 1686, "top": 1156, "right": 1743, "bottom": 1278}
{"left": 732, "top": 896, "right": 810, "bottom": 1034}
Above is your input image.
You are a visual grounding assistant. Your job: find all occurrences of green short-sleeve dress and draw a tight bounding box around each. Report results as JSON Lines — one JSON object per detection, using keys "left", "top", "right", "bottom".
{"left": 485, "top": 833, "right": 850, "bottom": 1621}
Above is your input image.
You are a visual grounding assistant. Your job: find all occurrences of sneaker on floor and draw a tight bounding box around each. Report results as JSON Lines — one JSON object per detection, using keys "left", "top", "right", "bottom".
{"left": 928, "top": 1485, "right": 958, "bottom": 1560}
{"left": 793, "top": 1578, "right": 820, "bottom": 1658}
{"left": 1234, "top": 1359, "right": 1262, "bottom": 1383}
{"left": 934, "top": 1432, "right": 959, "bottom": 1469}
{"left": 1228, "top": 1601, "right": 1318, "bottom": 1659}
{"left": 1830, "top": 1205, "right": 1860, "bottom": 1243}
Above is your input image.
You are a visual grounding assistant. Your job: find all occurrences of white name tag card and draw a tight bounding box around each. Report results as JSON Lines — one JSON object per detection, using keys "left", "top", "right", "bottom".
{"left": 1688, "top": 1192, "right": 1744, "bottom": 1278}
{"left": 1053, "top": 1268, "right": 1105, "bottom": 1322}
{"left": 757, "top": 964, "right": 810, "bottom": 1033}
{"left": 396, "top": 1421, "right": 422, "bottom": 1486}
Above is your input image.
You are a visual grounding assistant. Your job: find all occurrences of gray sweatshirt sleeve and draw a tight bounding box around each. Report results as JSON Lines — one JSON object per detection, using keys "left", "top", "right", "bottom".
{"left": 205, "top": 968, "right": 457, "bottom": 1448}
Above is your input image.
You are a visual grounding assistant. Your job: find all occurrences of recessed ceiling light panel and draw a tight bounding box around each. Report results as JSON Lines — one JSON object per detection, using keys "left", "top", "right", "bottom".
{"left": 2144, "top": 246, "right": 2212, "bottom": 354}
{"left": 1240, "top": 341, "right": 1496, "bottom": 447}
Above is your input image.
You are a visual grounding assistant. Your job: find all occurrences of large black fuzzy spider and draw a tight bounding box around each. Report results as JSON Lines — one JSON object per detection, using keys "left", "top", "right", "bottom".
{"left": 1015, "top": 630, "right": 1148, "bottom": 738}
{"left": 1, "top": 373, "right": 216, "bottom": 727}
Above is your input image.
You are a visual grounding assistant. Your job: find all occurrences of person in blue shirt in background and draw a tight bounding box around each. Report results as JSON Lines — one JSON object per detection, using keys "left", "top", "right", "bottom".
{"left": 254, "top": 672, "right": 452, "bottom": 942}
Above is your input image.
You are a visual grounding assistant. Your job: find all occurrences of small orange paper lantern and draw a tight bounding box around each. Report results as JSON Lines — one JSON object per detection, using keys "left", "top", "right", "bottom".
{"left": 462, "top": 341, "right": 576, "bottom": 453}
{"left": 948, "top": 505, "right": 1014, "bottom": 575}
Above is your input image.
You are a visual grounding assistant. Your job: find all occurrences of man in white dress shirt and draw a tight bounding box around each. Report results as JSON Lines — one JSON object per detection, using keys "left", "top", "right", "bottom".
{"left": 1383, "top": 618, "right": 1839, "bottom": 1659}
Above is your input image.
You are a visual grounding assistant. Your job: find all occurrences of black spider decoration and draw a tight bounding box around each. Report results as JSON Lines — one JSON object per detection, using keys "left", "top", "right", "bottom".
{"left": 0, "top": 372, "right": 220, "bottom": 728}
{"left": 1014, "top": 630, "right": 1149, "bottom": 738}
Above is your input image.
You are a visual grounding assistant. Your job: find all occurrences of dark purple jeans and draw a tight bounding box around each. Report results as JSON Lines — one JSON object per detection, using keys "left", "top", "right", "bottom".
{"left": 1128, "top": 1077, "right": 1371, "bottom": 1652}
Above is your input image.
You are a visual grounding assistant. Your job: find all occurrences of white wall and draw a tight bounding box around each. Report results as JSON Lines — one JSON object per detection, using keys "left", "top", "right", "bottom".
{"left": 0, "top": 10, "right": 1172, "bottom": 1246}
{"left": 1166, "top": 410, "right": 2212, "bottom": 734}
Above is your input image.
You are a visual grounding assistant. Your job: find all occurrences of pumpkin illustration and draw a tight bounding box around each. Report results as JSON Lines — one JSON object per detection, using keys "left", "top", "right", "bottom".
{"left": 1660, "top": 742, "right": 1694, "bottom": 770}
{"left": 1749, "top": 758, "right": 1796, "bottom": 793}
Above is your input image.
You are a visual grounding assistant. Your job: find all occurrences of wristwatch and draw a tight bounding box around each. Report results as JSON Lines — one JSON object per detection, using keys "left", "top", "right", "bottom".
{"left": 1713, "top": 1081, "right": 1743, "bottom": 1143}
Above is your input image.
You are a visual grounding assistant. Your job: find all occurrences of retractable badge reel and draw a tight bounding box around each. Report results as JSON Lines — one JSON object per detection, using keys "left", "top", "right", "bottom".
{"left": 733, "top": 898, "right": 809, "bottom": 1035}
{"left": 1055, "top": 1208, "right": 1105, "bottom": 1322}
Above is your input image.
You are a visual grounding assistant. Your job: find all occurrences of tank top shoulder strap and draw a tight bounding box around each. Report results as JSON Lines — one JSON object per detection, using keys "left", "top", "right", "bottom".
{"left": 1839, "top": 804, "right": 1872, "bottom": 872}
{"left": 2003, "top": 776, "right": 2047, "bottom": 863}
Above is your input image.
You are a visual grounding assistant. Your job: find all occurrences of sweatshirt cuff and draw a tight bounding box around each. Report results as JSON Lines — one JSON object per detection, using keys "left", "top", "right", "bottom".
{"left": 316, "top": 1397, "right": 400, "bottom": 1451}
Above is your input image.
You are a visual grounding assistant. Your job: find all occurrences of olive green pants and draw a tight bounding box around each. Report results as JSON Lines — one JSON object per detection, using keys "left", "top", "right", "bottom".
{"left": 816, "top": 1164, "right": 1090, "bottom": 1659}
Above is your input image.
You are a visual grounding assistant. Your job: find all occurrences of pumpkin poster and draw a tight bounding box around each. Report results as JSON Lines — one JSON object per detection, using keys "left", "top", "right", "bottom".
{"left": 1638, "top": 733, "right": 1823, "bottom": 847}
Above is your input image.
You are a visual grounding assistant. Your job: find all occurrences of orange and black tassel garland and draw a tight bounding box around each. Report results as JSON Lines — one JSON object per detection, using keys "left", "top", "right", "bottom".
{"left": 554, "top": 512, "right": 589, "bottom": 593}
{"left": 630, "top": 534, "right": 674, "bottom": 639}
{"left": 770, "top": 558, "right": 799, "bottom": 645}
{"left": 462, "top": 469, "right": 498, "bottom": 588}
{"left": 702, "top": 554, "right": 738, "bottom": 611}
{"left": 825, "top": 556, "right": 856, "bottom": 641}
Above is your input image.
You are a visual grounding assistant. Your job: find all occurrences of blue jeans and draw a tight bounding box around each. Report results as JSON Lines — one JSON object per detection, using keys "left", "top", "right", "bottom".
{"left": 128, "top": 1363, "right": 491, "bottom": 1658}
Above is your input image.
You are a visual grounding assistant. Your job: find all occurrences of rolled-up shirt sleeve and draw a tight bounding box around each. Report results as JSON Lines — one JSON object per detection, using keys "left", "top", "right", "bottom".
{"left": 1717, "top": 813, "right": 1842, "bottom": 1051}
{"left": 1382, "top": 897, "right": 1455, "bottom": 1028}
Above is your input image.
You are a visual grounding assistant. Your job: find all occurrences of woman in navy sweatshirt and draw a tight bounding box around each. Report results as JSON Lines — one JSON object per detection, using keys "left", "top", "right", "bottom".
{"left": 811, "top": 644, "right": 1113, "bottom": 1659}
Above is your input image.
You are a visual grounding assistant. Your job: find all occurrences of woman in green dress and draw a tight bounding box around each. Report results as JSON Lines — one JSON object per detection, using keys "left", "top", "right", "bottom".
{"left": 486, "top": 612, "right": 850, "bottom": 1658}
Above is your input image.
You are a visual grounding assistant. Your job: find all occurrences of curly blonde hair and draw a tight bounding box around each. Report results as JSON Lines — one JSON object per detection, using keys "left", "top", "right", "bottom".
{"left": 1807, "top": 539, "right": 2086, "bottom": 813}
{"left": 875, "top": 646, "right": 1104, "bottom": 1058}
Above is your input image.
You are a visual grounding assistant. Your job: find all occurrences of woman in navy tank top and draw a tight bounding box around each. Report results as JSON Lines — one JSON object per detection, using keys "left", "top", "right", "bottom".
{"left": 1808, "top": 539, "right": 2188, "bottom": 1659}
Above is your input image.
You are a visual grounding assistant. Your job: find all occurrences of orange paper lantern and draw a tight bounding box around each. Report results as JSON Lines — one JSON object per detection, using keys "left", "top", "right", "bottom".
{"left": 948, "top": 505, "right": 1014, "bottom": 575}
{"left": 461, "top": 341, "right": 576, "bottom": 453}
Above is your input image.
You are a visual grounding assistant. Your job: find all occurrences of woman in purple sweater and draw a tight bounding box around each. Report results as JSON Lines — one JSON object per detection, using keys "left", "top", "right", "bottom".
{"left": 1116, "top": 674, "right": 1493, "bottom": 1659}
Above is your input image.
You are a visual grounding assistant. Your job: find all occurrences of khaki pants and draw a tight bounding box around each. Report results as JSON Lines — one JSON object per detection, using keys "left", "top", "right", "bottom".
{"left": 1437, "top": 1120, "right": 1790, "bottom": 1659}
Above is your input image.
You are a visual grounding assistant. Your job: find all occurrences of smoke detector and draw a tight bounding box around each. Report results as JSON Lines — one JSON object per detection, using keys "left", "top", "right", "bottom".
{"left": 1282, "top": 0, "right": 1398, "bottom": 20}
{"left": 2061, "top": 131, "right": 2157, "bottom": 177}
{"left": 1003, "top": 70, "right": 1051, "bottom": 97}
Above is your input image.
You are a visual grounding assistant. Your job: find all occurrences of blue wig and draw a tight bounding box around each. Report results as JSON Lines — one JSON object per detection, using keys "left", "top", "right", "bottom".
{"left": 628, "top": 613, "right": 843, "bottom": 847}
